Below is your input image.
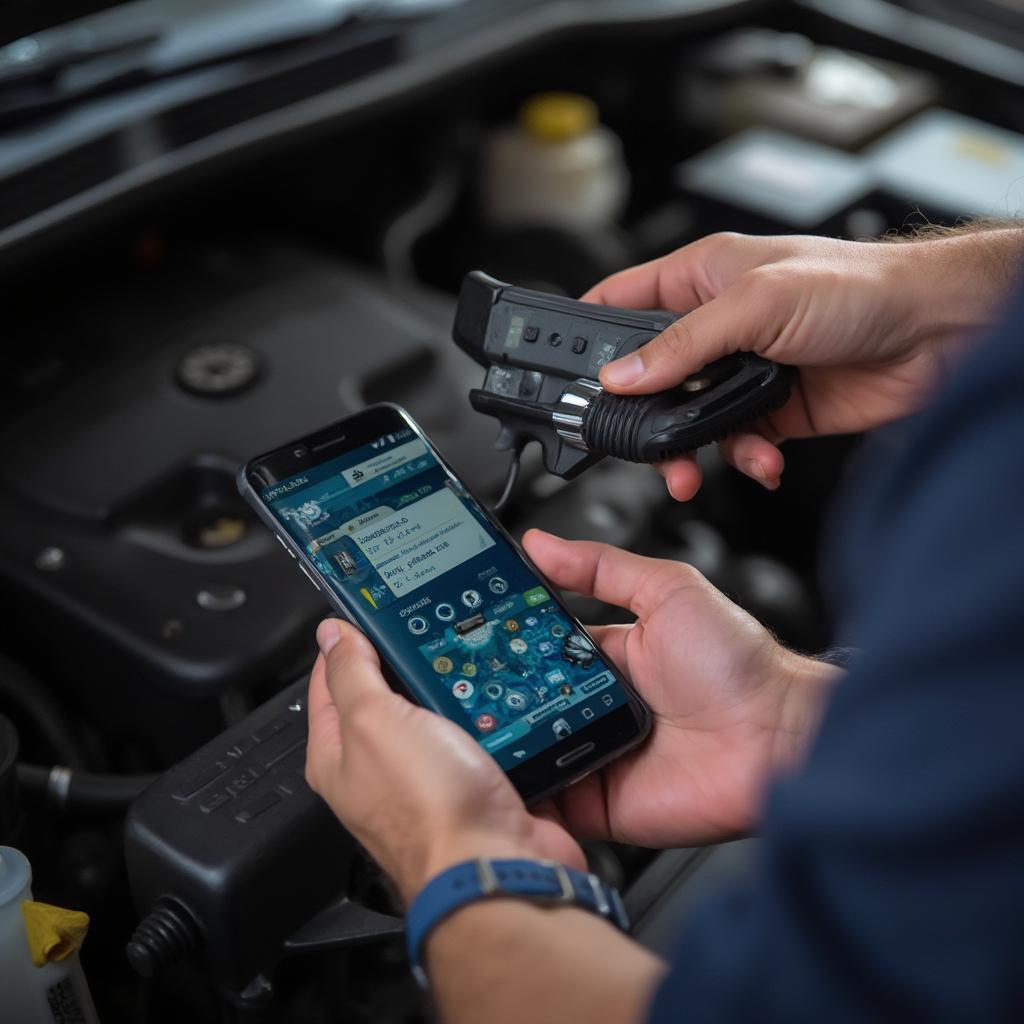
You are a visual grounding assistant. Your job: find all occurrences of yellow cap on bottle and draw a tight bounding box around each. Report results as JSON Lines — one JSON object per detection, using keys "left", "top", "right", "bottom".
{"left": 520, "top": 93, "right": 598, "bottom": 143}
{"left": 22, "top": 901, "right": 90, "bottom": 967}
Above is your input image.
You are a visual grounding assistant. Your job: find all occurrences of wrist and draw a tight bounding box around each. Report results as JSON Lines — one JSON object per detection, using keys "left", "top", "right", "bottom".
{"left": 772, "top": 649, "right": 841, "bottom": 768}
{"left": 399, "top": 831, "right": 540, "bottom": 907}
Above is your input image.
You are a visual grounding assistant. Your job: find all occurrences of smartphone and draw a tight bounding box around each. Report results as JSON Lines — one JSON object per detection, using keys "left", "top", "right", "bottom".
{"left": 239, "top": 404, "right": 651, "bottom": 803}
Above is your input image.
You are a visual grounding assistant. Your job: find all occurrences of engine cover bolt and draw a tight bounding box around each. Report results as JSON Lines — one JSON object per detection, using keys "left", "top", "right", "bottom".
{"left": 35, "top": 547, "right": 65, "bottom": 571}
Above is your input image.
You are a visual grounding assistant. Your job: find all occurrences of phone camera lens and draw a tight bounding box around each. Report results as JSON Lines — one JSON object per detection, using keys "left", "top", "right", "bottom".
{"left": 293, "top": 446, "right": 308, "bottom": 458}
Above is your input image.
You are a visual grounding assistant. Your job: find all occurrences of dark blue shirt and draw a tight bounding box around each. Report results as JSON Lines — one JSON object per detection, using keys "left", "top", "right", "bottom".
{"left": 648, "top": 284, "right": 1024, "bottom": 1022}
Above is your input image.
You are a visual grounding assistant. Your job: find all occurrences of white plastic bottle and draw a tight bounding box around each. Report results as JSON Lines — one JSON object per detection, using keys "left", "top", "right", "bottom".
{"left": 482, "top": 92, "right": 630, "bottom": 231}
{"left": 0, "top": 846, "right": 99, "bottom": 1024}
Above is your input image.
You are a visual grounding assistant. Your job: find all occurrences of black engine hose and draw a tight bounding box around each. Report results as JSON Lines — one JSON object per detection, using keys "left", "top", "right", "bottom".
{"left": 17, "top": 764, "right": 156, "bottom": 812}
{"left": 0, "top": 653, "right": 90, "bottom": 770}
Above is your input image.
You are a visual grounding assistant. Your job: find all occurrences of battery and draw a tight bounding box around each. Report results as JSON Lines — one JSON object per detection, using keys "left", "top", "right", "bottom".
{"left": 677, "top": 128, "right": 872, "bottom": 229}
{"left": 868, "top": 109, "right": 1024, "bottom": 218}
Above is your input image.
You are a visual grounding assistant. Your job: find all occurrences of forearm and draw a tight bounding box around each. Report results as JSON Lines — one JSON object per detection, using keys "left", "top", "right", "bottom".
{"left": 427, "top": 898, "right": 666, "bottom": 1024}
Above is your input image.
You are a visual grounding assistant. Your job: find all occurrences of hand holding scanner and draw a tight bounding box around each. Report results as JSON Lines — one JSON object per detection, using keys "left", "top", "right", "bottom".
{"left": 453, "top": 271, "right": 794, "bottom": 479}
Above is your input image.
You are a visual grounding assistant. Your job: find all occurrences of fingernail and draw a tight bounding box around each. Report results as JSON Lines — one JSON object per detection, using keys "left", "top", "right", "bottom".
{"left": 601, "top": 355, "right": 644, "bottom": 387}
{"left": 316, "top": 619, "right": 341, "bottom": 656}
{"left": 745, "top": 459, "right": 767, "bottom": 484}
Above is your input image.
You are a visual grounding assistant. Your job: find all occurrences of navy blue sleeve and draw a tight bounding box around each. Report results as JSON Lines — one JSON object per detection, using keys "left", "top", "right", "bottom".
{"left": 647, "top": 285, "right": 1024, "bottom": 1022}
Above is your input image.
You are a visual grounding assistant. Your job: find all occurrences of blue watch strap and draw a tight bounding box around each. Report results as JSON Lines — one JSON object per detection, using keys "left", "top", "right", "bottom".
{"left": 406, "top": 858, "right": 629, "bottom": 987}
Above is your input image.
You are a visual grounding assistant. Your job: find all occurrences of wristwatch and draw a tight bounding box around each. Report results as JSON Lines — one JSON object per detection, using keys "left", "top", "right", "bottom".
{"left": 406, "top": 857, "right": 630, "bottom": 988}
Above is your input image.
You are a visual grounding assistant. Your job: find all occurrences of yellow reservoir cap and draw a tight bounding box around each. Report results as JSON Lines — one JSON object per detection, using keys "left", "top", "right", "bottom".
{"left": 22, "top": 901, "right": 90, "bottom": 967}
{"left": 520, "top": 93, "right": 598, "bottom": 143}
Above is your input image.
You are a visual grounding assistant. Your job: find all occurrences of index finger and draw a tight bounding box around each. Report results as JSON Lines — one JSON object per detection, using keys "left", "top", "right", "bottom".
{"left": 580, "top": 232, "right": 778, "bottom": 311}
{"left": 581, "top": 253, "right": 705, "bottom": 311}
{"left": 306, "top": 653, "right": 343, "bottom": 788}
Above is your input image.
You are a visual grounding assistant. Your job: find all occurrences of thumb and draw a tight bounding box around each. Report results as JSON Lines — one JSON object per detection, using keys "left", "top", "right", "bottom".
{"left": 522, "top": 530, "right": 688, "bottom": 620}
{"left": 599, "top": 278, "right": 782, "bottom": 394}
{"left": 317, "top": 619, "right": 392, "bottom": 717}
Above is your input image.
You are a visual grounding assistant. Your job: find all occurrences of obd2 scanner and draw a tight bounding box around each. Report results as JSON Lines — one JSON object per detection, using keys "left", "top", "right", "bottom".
{"left": 454, "top": 271, "right": 794, "bottom": 481}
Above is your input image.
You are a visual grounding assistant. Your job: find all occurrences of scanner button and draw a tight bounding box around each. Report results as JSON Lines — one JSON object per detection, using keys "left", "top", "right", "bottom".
{"left": 523, "top": 325, "right": 540, "bottom": 343}
{"left": 485, "top": 365, "right": 523, "bottom": 397}
{"left": 548, "top": 332, "right": 562, "bottom": 347}
{"left": 519, "top": 371, "right": 543, "bottom": 400}
{"left": 572, "top": 336, "right": 588, "bottom": 355}
{"left": 555, "top": 742, "right": 596, "bottom": 768}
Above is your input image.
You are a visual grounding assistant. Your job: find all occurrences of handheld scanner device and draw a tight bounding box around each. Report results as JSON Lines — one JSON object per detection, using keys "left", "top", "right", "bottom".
{"left": 454, "top": 271, "right": 795, "bottom": 479}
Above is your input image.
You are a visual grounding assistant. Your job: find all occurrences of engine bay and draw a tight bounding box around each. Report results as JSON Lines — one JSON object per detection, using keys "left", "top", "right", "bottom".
{"left": 1, "top": 1, "right": 1022, "bottom": 1020}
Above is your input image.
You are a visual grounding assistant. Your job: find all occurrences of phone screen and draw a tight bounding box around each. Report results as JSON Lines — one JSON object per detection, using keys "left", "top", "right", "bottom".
{"left": 256, "top": 420, "right": 637, "bottom": 771}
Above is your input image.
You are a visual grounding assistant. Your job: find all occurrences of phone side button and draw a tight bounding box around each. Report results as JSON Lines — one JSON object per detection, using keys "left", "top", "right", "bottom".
{"left": 299, "top": 563, "right": 321, "bottom": 591}
{"left": 555, "top": 742, "right": 595, "bottom": 768}
{"left": 275, "top": 534, "right": 296, "bottom": 558}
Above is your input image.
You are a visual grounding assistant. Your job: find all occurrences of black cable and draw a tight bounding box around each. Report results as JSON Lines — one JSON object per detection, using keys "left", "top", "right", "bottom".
{"left": 0, "top": 653, "right": 89, "bottom": 770}
{"left": 17, "top": 763, "right": 156, "bottom": 812}
{"left": 490, "top": 444, "right": 524, "bottom": 515}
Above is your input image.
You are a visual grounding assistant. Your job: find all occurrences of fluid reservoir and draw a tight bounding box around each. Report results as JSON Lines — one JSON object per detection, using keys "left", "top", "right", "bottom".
{"left": 0, "top": 846, "right": 99, "bottom": 1024}
{"left": 482, "top": 92, "right": 630, "bottom": 230}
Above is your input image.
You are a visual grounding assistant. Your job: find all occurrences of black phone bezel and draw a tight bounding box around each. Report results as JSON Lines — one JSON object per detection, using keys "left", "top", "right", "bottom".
{"left": 243, "top": 403, "right": 652, "bottom": 805}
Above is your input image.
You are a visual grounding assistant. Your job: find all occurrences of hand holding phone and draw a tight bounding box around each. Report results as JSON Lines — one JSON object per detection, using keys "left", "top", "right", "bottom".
{"left": 239, "top": 404, "right": 651, "bottom": 804}
{"left": 306, "top": 616, "right": 587, "bottom": 905}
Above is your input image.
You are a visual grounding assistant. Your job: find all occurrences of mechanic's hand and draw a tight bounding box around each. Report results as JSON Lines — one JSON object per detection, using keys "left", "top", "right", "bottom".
{"left": 523, "top": 529, "right": 839, "bottom": 847}
{"left": 305, "top": 620, "right": 585, "bottom": 905}
{"left": 584, "top": 228, "right": 1020, "bottom": 499}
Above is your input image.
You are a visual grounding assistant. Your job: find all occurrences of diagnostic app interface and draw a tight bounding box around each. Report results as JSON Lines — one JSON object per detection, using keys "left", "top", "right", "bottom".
{"left": 262, "top": 428, "right": 628, "bottom": 768}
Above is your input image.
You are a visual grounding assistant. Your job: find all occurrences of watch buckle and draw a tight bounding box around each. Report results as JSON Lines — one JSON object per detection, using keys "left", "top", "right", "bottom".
{"left": 542, "top": 860, "right": 575, "bottom": 902}
{"left": 475, "top": 857, "right": 500, "bottom": 895}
